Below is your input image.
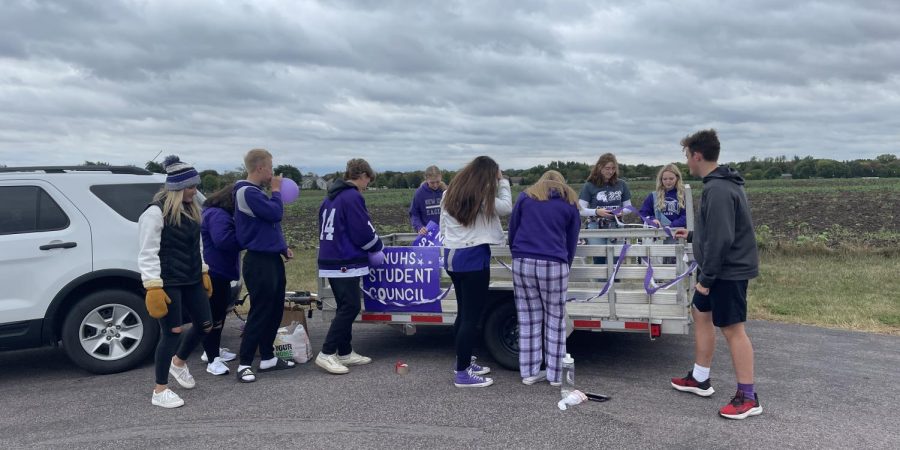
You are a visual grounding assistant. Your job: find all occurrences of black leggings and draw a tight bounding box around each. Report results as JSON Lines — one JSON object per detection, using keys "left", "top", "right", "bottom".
{"left": 155, "top": 282, "right": 212, "bottom": 385}
{"left": 322, "top": 277, "right": 362, "bottom": 356}
{"left": 238, "top": 251, "right": 286, "bottom": 366}
{"left": 199, "top": 276, "right": 233, "bottom": 360}
{"left": 448, "top": 268, "right": 490, "bottom": 371}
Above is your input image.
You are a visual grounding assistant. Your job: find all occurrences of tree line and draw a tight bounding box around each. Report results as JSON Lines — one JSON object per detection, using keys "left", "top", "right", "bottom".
{"left": 365, "top": 154, "right": 900, "bottom": 188}
{"left": 503, "top": 154, "right": 900, "bottom": 186}
{"left": 66, "top": 153, "right": 900, "bottom": 191}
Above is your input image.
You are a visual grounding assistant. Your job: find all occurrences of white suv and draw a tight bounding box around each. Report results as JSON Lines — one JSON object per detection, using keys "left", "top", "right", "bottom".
{"left": 0, "top": 165, "right": 236, "bottom": 374}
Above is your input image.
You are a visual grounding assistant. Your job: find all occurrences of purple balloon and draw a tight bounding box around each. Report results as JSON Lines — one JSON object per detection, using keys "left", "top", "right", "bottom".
{"left": 280, "top": 177, "right": 300, "bottom": 204}
{"left": 368, "top": 250, "right": 385, "bottom": 267}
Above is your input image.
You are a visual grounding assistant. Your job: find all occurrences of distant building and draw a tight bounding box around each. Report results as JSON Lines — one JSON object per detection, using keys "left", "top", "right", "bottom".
{"left": 301, "top": 175, "right": 328, "bottom": 190}
{"left": 780, "top": 173, "right": 793, "bottom": 179}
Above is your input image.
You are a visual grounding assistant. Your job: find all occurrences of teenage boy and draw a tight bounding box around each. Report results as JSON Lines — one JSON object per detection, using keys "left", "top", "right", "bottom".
{"left": 233, "top": 148, "right": 296, "bottom": 383}
{"left": 670, "top": 129, "right": 762, "bottom": 420}
{"left": 315, "top": 158, "right": 384, "bottom": 374}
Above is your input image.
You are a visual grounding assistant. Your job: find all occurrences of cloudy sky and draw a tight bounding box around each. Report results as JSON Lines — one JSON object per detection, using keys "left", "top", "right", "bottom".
{"left": 1, "top": 0, "right": 898, "bottom": 174}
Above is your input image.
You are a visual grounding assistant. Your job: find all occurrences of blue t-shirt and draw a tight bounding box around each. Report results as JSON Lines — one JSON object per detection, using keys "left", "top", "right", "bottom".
{"left": 579, "top": 180, "right": 631, "bottom": 210}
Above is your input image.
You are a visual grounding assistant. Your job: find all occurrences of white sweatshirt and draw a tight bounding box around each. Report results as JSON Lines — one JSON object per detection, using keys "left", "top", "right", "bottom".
{"left": 137, "top": 205, "right": 207, "bottom": 289}
{"left": 440, "top": 179, "right": 513, "bottom": 249}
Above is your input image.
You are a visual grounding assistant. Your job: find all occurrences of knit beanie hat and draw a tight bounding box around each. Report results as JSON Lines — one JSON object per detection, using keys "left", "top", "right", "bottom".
{"left": 163, "top": 155, "right": 200, "bottom": 191}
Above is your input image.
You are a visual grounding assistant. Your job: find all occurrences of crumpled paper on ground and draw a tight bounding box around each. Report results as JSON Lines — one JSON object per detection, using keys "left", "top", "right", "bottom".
{"left": 557, "top": 390, "right": 588, "bottom": 410}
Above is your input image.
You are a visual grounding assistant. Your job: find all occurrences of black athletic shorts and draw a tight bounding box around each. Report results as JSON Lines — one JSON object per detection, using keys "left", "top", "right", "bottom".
{"left": 692, "top": 279, "right": 749, "bottom": 327}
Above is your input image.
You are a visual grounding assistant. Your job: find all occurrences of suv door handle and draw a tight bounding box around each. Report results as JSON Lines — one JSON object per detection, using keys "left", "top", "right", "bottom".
{"left": 39, "top": 241, "right": 78, "bottom": 250}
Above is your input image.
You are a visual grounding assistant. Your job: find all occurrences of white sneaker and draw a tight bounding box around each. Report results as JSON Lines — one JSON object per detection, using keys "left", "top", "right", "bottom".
{"left": 337, "top": 351, "right": 372, "bottom": 366}
{"left": 206, "top": 357, "right": 230, "bottom": 376}
{"left": 151, "top": 388, "right": 184, "bottom": 409}
{"left": 522, "top": 370, "right": 547, "bottom": 385}
{"left": 169, "top": 361, "right": 196, "bottom": 389}
{"left": 315, "top": 352, "right": 349, "bottom": 374}
{"left": 201, "top": 348, "right": 237, "bottom": 363}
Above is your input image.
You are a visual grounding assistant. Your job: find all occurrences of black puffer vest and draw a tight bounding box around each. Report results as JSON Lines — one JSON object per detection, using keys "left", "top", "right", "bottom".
{"left": 148, "top": 202, "right": 202, "bottom": 286}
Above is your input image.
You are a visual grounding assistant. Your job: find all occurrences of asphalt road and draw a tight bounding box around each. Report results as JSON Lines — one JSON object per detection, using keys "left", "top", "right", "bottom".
{"left": 1, "top": 317, "right": 898, "bottom": 449}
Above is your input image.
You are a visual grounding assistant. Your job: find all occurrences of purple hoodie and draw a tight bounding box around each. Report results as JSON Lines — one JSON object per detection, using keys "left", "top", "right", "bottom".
{"left": 409, "top": 182, "right": 444, "bottom": 231}
{"left": 201, "top": 207, "right": 241, "bottom": 281}
{"left": 508, "top": 191, "right": 582, "bottom": 265}
{"left": 638, "top": 188, "right": 687, "bottom": 228}
{"left": 232, "top": 180, "right": 287, "bottom": 254}
{"left": 317, "top": 180, "right": 384, "bottom": 276}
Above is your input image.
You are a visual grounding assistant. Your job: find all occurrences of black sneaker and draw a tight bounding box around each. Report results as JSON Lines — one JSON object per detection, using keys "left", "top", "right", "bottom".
{"left": 670, "top": 371, "right": 715, "bottom": 397}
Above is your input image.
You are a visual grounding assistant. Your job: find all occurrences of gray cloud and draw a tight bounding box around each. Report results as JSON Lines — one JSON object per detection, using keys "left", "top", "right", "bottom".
{"left": 0, "top": 0, "right": 898, "bottom": 174}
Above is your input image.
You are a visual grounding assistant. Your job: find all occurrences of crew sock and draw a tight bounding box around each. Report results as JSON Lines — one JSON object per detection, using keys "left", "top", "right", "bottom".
{"left": 692, "top": 363, "right": 710, "bottom": 383}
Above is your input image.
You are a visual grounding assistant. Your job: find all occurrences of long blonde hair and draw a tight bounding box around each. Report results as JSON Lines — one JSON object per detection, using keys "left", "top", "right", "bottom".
{"left": 153, "top": 188, "right": 201, "bottom": 227}
{"left": 525, "top": 170, "right": 578, "bottom": 205}
{"left": 655, "top": 164, "right": 685, "bottom": 212}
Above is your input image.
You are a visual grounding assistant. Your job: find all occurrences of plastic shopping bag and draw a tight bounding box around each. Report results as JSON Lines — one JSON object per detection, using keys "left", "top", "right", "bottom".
{"left": 280, "top": 321, "right": 312, "bottom": 363}
{"left": 273, "top": 326, "right": 295, "bottom": 362}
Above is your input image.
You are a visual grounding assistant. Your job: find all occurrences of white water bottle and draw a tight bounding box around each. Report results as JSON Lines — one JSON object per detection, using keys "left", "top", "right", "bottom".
{"left": 560, "top": 353, "right": 575, "bottom": 399}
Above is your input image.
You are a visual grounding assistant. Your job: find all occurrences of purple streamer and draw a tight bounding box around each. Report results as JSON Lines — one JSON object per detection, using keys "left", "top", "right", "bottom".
{"left": 643, "top": 258, "right": 698, "bottom": 295}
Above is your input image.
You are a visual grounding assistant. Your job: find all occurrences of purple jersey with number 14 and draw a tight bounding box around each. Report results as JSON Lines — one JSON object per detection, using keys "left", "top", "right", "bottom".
{"left": 317, "top": 179, "right": 384, "bottom": 278}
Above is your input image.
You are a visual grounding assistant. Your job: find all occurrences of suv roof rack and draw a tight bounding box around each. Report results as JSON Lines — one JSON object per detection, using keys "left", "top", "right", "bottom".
{"left": 0, "top": 165, "right": 154, "bottom": 175}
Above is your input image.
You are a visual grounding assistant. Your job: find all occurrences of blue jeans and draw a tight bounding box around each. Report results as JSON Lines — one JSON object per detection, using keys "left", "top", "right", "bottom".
{"left": 585, "top": 220, "right": 620, "bottom": 265}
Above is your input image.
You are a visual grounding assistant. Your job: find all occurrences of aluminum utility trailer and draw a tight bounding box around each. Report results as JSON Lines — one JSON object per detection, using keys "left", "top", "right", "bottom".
{"left": 317, "top": 185, "right": 696, "bottom": 370}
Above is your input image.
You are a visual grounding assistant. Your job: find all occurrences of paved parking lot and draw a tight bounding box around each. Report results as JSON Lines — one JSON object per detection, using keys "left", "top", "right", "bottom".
{"left": 1, "top": 318, "right": 898, "bottom": 448}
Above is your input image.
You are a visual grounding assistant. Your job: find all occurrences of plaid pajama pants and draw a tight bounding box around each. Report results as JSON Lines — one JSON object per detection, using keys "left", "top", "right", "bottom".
{"left": 512, "top": 258, "right": 569, "bottom": 384}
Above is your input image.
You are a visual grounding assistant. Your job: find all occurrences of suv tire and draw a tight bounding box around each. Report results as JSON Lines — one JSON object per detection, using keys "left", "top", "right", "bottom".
{"left": 61, "top": 289, "right": 159, "bottom": 374}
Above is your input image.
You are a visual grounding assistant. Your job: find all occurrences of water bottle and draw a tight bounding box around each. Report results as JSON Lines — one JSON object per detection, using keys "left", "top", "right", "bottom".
{"left": 560, "top": 353, "right": 575, "bottom": 399}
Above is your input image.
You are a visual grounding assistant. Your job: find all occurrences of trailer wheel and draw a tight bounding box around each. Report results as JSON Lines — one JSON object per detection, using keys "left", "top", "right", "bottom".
{"left": 483, "top": 300, "right": 519, "bottom": 371}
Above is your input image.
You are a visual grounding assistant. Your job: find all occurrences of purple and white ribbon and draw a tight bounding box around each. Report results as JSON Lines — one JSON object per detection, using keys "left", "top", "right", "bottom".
{"left": 496, "top": 241, "right": 698, "bottom": 302}
{"left": 570, "top": 242, "right": 632, "bottom": 302}
{"left": 603, "top": 204, "right": 674, "bottom": 238}
{"left": 643, "top": 257, "right": 698, "bottom": 295}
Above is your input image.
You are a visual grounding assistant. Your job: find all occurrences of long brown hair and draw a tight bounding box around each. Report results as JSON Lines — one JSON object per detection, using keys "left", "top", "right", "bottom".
{"left": 442, "top": 156, "right": 500, "bottom": 227}
{"left": 203, "top": 183, "right": 236, "bottom": 214}
{"left": 586, "top": 153, "right": 619, "bottom": 186}
{"left": 525, "top": 170, "right": 578, "bottom": 205}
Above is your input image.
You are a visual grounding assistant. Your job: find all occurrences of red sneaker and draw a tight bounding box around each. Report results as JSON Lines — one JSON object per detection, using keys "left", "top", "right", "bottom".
{"left": 670, "top": 371, "right": 715, "bottom": 397}
{"left": 719, "top": 391, "right": 763, "bottom": 420}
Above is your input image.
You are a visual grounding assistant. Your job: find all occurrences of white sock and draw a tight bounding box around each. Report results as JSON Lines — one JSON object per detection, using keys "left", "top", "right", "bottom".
{"left": 237, "top": 364, "right": 251, "bottom": 372}
{"left": 693, "top": 363, "right": 710, "bottom": 382}
{"left": 259, "top": 357, "right": 278, "bottom": 370}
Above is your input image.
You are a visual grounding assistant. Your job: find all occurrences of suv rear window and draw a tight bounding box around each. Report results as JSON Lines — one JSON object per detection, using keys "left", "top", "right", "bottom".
{"left": 0, "top": 186, "right": 70, "bottom": 235}
{"left": 90, "top": 183, "right": 162, "bottom": 222}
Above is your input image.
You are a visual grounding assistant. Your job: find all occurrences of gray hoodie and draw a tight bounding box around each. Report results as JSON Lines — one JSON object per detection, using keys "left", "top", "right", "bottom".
{"left": 691, "top": 166, "right": 759, "bottom": 286}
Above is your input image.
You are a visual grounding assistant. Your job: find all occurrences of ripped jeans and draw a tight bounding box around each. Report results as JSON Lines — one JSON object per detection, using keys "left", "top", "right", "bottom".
{"left": 155, "top": 282, "right": 212, "bottom": 385}
{"left": 200, "top": 276, "right": 234, "bottom": 361}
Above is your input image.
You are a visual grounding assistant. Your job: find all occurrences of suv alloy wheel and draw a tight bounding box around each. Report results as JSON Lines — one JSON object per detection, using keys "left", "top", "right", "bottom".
{"left": 61, "top": 289, "right": 159, "bottom": 374}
